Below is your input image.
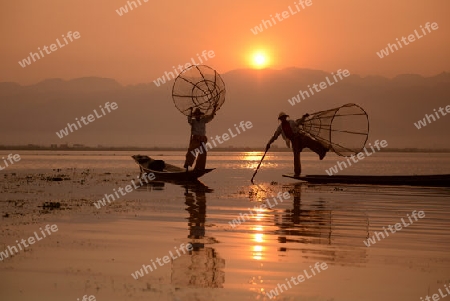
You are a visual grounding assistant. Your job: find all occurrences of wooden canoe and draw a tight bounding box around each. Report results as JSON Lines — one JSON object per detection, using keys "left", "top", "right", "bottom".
{"left": 282, "top": 174, "right": 450, "bottom": 187}
{"left": 132, "top": 155, "right": 214, "bottom": 181}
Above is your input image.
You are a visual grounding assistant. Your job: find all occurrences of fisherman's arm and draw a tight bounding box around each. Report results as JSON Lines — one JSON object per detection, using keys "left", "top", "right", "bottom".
{"left": 204, "top": 113, "right": 215, "bottom": 123}
{"left": 187, "top": 108, "right": 194, "bottom": 124}
{"left": 205, "top": 102, "right": 219, "bottom": 123}
{"left": 295, "top": 113, "right": 310, "bottom": 126}
{"left": 266, "top": 125, "right": 282, "bottom": 149}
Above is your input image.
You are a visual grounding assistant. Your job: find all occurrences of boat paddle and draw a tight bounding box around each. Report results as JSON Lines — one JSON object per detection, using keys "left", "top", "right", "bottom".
{"left": 251, "top": 145, "right": 270, "bottom": 184}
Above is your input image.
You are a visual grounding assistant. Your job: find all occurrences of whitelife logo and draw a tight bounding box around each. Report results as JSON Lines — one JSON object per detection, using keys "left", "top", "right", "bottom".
{"left": 93, "top": 173, "right": 156, "bottom": 209}
{"left": 190, "top": 121, "right": 253, "bottom": 157}
{"left": 131, "top": 243, "right": 193, "bottom": 279}
{"left": 363, "top": 210, "right": 425, "bottom": 247}
{"left": 0, "top": 224, "right": 58, "bottom": 261}
{"left": 250, "top": 0, "right": 313, "bottom": 35}
{"left": 414, "top": 105, "right": 450, "bottom": 129}
{"left": 152, "top": 50, "right": 215, "bottom": 87}
{"left": 265, "top": 262, "right": 328, "bottom": 299}
{"left": 0, "top": 154, "right": 21, "bottom": 171}
{"left": 115, "top": 0, "right": 148, "bottom": 16}
{"left": 77, "top": 295, "right": 96, "bottom": 301}
{"left": 287, "top": 69, "right": 350, "bottom": 106}
{"left": 55, "top": 101, "right": 118, "bottom": 139}
{"left": 18, "top": 31, "right": 81, "bottom": 68}
{"left": 420, "top": 284, "right": 450, "bottom": 301}
{"left": 325, "top": 140, "right": 388, "bottom": 176}
{"left": 376, "top": 22, "right": 439, "bottom": 59}
{"left": 228, "top": 192, "right": 291, "bottom": 228}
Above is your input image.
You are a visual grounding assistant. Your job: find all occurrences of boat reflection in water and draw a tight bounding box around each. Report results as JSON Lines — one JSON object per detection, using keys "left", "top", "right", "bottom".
{"left": 263, "top": 183, "right": 369, "bottom": 264}
{"left": 135, "top": 180, "right": 166, "bottom": 191}
{"left": 245, "top": 182, "right": 370, "bottom": 296}
{"left": 138, "top": 179, "right": 226, "bottom": 288}
{"left": 170, "top": 180, "right": 226, "bottom": 288}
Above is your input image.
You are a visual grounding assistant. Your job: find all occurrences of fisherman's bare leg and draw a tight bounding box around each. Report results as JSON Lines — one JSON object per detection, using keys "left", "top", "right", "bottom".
{"left": 194, "top": 136, "right": 208, "bottom": 171}
{"left": 194, "top": 149, "right": 207, "bottom": 170}
{"left": 292, "top": 136, "right": 302, "bottom": 176}
{"left": 185, "top": 136, "right": 202, "bottom": 168}
{"left": 301, "top": 135, "right": 328, "bottom": 160}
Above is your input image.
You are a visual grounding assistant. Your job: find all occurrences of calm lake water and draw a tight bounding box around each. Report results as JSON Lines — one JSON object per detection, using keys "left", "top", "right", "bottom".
{"left": 1, "top": 151, "right": 450, "bottom": 301}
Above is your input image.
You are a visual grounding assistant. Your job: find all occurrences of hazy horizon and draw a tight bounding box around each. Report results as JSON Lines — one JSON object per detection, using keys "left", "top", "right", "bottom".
{"left": 2, "top": 68, "right": 450, "bottom": 87}
{"left": 1, "top": 67, "right": 449, "bottom": 148}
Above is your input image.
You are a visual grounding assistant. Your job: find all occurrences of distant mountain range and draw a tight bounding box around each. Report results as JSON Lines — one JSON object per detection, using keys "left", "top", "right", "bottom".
{"left": 1, "top": 68, "right": 449, "bottom": 148}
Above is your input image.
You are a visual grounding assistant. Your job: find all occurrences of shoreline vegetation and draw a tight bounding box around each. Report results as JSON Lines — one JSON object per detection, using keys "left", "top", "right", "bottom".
{"left": 0, "top": 145, "right": 450, "bottom": 153}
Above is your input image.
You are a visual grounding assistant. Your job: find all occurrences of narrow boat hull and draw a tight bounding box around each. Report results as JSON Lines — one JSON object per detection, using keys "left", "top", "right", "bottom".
{"left": 132, "top": 155, "right": 214, "bottom": 182}
{"left": 141, "top": 166, "right": 214, "bottom": 181}
{"left": 282, "top": 174, "right": 450, "bottom": 187}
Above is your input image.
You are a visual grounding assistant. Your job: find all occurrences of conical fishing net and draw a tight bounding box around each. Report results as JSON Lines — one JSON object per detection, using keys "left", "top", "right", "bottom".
{"left": 300, "top": 103, "right": 369, "bottom": 157}
{"left": 172, "top": 65, "right": 226, "bottom": 116}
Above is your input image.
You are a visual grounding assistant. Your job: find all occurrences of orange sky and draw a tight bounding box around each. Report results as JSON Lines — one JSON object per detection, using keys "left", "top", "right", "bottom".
{"left": 1, "top": 0, "right": 449, "bottom": 85}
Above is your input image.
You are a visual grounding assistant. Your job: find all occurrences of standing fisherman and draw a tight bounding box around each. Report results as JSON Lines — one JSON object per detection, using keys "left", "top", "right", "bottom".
{"left": 184, "top": 107, "right": 216, "bottom": 171}
{"left": 266, "top": 112, "right": 329, "bottom": 177}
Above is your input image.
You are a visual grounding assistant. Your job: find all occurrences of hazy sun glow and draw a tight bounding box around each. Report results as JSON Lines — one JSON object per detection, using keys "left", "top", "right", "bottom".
{"left": 251, "top": 52, "right": 269, "bottom": 69}
{"left": 255, "top": 54, "right": 265, "bottom": 65}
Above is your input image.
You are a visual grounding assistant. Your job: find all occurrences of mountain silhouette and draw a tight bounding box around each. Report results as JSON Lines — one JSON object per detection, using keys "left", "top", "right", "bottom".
{"left": 1, "top": 68, "right": 449, "bottom": 148}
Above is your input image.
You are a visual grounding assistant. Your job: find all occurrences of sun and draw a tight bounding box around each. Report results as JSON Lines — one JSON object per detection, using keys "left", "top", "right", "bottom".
{"left": 251, "top": 52, "right": 269, "bottom": 69}
{"left": 254, "top": 54, "right": 266, "bottom": 65}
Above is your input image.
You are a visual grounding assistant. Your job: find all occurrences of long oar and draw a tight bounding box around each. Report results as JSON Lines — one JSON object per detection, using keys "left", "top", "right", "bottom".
{"left": 251, "top": 146, "right": 269, "bottom": 184}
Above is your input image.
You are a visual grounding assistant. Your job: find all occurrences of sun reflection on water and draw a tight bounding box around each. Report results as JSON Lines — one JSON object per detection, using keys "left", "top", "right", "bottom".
{"left": 251, "top": 211, "right": 266, "bottom": 261}
{"left": 241, "top": 151, "right": 265, "bottom": 169}
{"left": 253, "top": 233, "right": 264, "bottom": 243}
